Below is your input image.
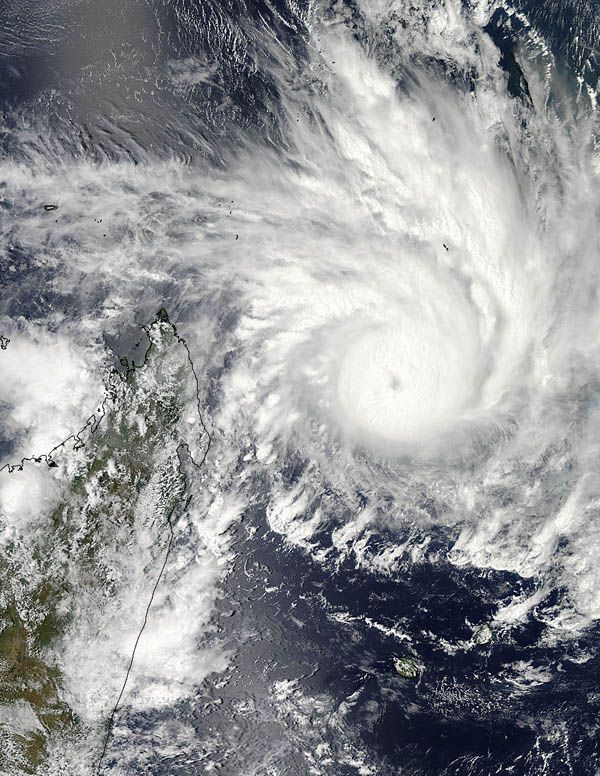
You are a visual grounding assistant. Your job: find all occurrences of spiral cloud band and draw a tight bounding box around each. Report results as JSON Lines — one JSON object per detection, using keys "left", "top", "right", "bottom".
{"left": 2, "top": 0, "right": 600, "bottom": 771}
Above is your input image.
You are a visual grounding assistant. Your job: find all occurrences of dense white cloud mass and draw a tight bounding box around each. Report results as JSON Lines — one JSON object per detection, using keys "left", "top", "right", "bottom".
{"left": 0, "top": 321, "right": 104, "bottom": 460}
{"left": 2, "top": 0, "right": 600, "bottom": 771}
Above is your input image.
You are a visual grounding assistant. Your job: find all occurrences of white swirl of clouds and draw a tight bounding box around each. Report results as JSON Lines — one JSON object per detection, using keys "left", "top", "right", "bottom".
{"left": 1, "top": 3, "right": 600, "bottom": 734}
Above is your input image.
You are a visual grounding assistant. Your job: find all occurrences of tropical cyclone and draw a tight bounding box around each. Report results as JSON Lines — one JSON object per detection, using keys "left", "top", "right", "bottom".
{"left": 2, "top": 0, "right": 600, "bottom": 772}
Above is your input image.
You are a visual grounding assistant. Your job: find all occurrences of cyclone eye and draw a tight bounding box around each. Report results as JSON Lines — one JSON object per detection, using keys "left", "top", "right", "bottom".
{"left": 388, "top": 373, "right": 403, "bottom": 391}
{"left": 335, "top": 310, "right": 481, "bottom": 453}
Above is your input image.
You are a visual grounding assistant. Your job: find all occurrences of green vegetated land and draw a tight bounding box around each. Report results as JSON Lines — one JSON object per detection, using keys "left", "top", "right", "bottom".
{"left": 0, "top": 312, "right": 208, "bottom": 773}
